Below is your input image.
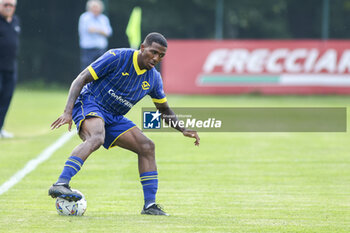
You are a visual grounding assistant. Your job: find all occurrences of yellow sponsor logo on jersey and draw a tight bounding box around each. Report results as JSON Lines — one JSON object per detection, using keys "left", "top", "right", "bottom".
{"left": 109, "top": 50, "right": 116, "bottom": 56}
{"left": 122, "top": 72, "right": 129, "bottom": 76}
{"left": 142, "top": 81, "right": 150, "bottom": 90}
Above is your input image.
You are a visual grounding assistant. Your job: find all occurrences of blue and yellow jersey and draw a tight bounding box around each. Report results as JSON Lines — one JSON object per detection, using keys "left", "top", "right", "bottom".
{"left": 79, "top": 48, "right": 167, "bottom": 115}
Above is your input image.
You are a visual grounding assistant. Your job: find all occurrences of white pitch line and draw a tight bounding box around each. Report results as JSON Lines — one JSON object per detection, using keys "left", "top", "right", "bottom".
{"left": 0, "top": 131, "right": 75, "bottom": 196}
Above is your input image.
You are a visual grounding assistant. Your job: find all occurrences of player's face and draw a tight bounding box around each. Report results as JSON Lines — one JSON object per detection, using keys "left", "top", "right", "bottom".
{"left": 139, "top": 42, "right": 167, "bottom": 70}
{"left": 0, "top": 0, "right": 16, "bottom": 18}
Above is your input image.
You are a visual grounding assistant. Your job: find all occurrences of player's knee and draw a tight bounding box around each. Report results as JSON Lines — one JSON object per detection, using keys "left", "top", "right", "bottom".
{"left": 139, "top": 139, "right": 155, "bottom": 155}
{"left": 88, "top": 134, "right": 105, "bottom": 150}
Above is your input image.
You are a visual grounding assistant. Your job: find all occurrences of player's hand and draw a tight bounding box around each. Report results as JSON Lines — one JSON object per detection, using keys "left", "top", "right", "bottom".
{"left": 51, "top": 112, "right": 73, "bottom": 131}
{"left": 182, "top": 129, "right": 200, "bottom": 146}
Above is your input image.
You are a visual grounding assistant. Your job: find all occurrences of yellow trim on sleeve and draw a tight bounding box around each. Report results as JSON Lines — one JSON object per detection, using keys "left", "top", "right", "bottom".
{"left": 88, "top": 65, "right": 99, "bottom": 80}
{"left": 152, "top": 97, "right": 167, "bottom": 104}
{"left": 133, "top": 51, "right": 147, "bottom": 75}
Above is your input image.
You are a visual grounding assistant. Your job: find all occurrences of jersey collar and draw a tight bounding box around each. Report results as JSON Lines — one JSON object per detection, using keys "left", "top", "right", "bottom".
{"left": 133, "top": 50, "right": 147, "bottom": 75}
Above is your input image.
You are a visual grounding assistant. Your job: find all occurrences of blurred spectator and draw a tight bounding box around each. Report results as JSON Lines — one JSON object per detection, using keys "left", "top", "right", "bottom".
{"left": 79, "top": 0, "right": 112, "bottom": 70}
{"left": 0, "top": 0, "right": 20, "bottom": 139}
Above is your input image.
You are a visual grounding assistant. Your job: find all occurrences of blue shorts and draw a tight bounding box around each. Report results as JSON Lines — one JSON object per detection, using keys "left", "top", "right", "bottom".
{"left": 72, "top": 97, "right": 136, "bottom": 149}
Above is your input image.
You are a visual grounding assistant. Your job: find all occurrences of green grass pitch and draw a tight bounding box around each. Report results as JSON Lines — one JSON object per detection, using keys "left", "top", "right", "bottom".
{"left": 0, "top": 88, "right": 350, "bottom": 232}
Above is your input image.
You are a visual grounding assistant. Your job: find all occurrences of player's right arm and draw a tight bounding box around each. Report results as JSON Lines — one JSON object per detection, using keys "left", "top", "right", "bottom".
{"left": 51, "top": 68, "right": 94, "bottom": 131}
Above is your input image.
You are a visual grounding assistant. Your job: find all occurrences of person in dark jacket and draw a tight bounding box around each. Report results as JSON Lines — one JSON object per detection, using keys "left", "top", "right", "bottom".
{"left": 0, "top": 0, "right": 20, "bottom": 138}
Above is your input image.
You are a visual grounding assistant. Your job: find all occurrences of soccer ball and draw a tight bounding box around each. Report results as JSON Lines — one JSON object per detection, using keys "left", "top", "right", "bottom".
{"left": 55, "top": 189, "right": 87, "bottom": 216}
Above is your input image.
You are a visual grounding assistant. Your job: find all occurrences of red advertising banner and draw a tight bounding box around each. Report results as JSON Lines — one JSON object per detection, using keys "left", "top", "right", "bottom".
{"left": 162, "top": 40, "right": 350, "bottom": 94}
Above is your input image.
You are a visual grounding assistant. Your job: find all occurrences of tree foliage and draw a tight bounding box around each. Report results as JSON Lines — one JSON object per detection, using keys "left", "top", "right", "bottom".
{"left": 15, "top": 0, "right": 350, "bottom": 84}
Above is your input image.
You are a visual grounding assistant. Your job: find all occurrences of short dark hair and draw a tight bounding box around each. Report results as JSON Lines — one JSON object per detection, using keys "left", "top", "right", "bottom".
{"left": 144, "top": 32, "right": 168, "bottom": 48}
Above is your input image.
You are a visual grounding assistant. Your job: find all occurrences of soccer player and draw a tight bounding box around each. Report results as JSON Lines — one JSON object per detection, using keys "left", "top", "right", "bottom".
{"left": 48, "top": 32, "right": 200, "bottom": 216}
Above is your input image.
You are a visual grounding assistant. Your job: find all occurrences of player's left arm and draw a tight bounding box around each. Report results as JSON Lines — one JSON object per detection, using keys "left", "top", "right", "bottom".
{"left": 154, "top": 102, "right": 200, "bottom": 146}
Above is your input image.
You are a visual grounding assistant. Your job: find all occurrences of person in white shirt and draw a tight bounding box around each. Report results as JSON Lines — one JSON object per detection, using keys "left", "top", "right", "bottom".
{"left": 78, "top": 0, "right": 112, "bottom": 70}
